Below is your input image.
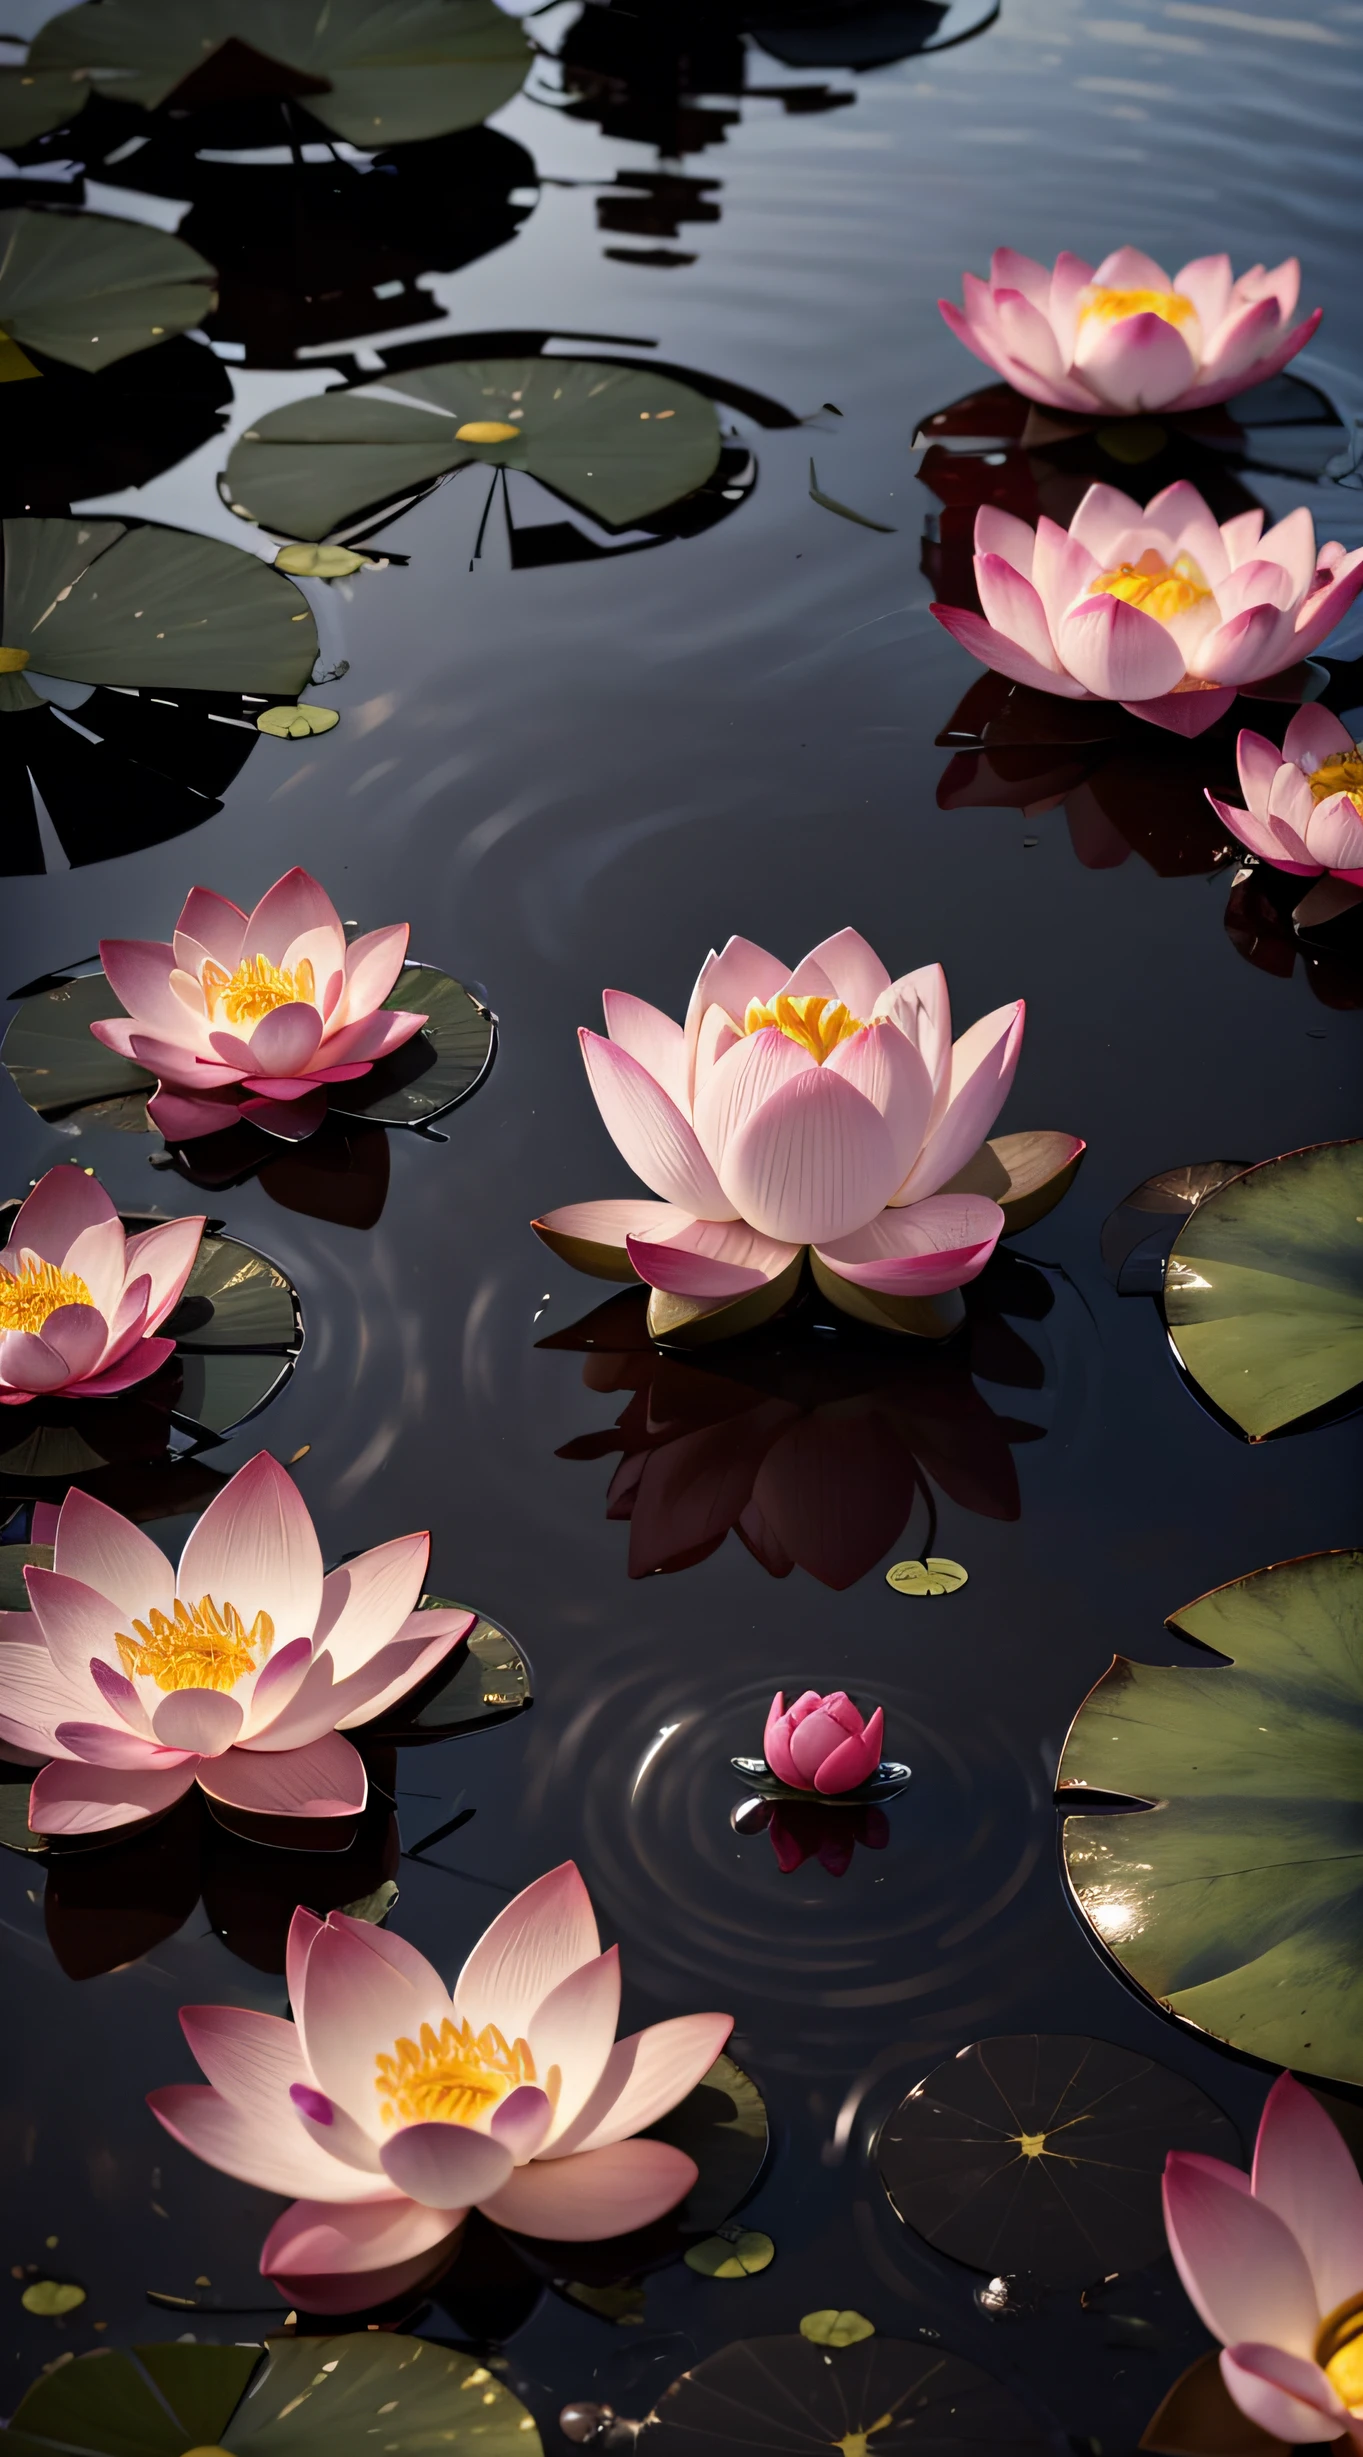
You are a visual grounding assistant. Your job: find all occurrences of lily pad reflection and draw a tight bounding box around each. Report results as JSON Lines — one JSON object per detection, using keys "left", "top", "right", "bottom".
{"left": 877, "top": 2034, "right": 1237, "bottom": 2288}
{"left": 1059, "top": 1549, "right": 1363, "bottom": 2084}
{"left": 645, "top": 2334, "right": 1056, "bottom": 2452}
{"left": 0, "top": 685, "right": 263, "bottom": 879}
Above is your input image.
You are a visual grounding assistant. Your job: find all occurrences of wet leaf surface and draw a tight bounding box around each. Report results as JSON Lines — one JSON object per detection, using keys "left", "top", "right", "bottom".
{"left": 330, "top": 964, "right": 497, "bottom": 1127}
{"left": 644, "top": 2333, "right": 1056, "bottom": 2450}
{"left": 0, "top": 208, "right": 215, "bottom": 373}
{"left": 682, "top": 2228, "right": 774, "bottom": 2278}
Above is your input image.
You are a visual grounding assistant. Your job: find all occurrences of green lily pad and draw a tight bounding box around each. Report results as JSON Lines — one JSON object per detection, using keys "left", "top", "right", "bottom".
{"left": 364, "top": 1603, "right": 531, "bottom": 1739}
{"left": 18, "top": 0, "right": 531, "bottom": 149}
{"left": 1, "top": 972, "right": 151, "bottom": 1123}
{"left": 886, "top": 1556, "right": 968, "bottom": 1596}
{"left": 647, "top": 2334, "right": 1054, "bottom": 2450}
{"left": 224, "top": 357, "right": 722, "bottom": 541}
{"left": 0, "top": 209, "right": 216, "bottom": 374}
{"left": 1163, "top": 1139, "right": 1363, "bottom": 1439}
{"left": 647, "top": 2054, "right": 768, "bottom": 2234}
{"left": 877, "top": 2034, "right": 1237, "bottom": 2287}
{"left": 1059, "top": 1549, "right": 1363, "bottom": 2084}
{"left": 683, "top": 2228, "right": 774, "bottom": 2279}
{"left": 799, "top": 2309, "right": 875, "bottom": 2346}
{"left": 18, "top": 2280, "right": 84, "bottom": 2317}
{"left": 329, "top": 965, "right": 497, "bottom": 1127}
{"left": 0, "top": 517, "right": 317, "bottom": 716}
{"left": 0, "top": 2334, "right": 542, "bottom": 2457}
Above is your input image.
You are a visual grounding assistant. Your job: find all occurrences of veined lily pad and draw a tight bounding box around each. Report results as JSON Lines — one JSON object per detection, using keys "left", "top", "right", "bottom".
{"left": 647, "top": 2335, "right": 1056, "bottom": 2451}
{"left": 877, "top": 2034, "right": 1237, "bottom": 2288}
{"left": 1162, "top": 1139, "right": 1363, "bottom": 1438}
{"left": 0, "top": 2332, "right": 543, "bottom": 2455}
{"left": 1059, "top": 1549, "right": 1363, "bottom": 2084}
{"left": 224, "top": 356, "right": 722, "bottom": 539}
{"left": 7, "top": 0, "right": 531, "bottom": 152}
{"left": 0, "top": 209, "right": 215, "bottom": 375}
{"left": 0, "top": 517, "right": 317, "bottom": 716}
{"left": 800, "top": 2310, "right": 875, "bottom": 2347}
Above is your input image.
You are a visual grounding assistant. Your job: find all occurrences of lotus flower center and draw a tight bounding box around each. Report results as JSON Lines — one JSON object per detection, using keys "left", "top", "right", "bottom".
{"left": 1308, "top": 748, "right": 1363, "bottom": 815}
{"left": 1079, "top": 285, "right": 1196, "bottom": 331}
{"left": 202, "top": 952, "right": 316, "bottom": 1027}
{"left": 375, "top": 2017, "right": 536, "bottom": 2128}
{"left": 1088, "top": 548, "right": 1212, "bottom": 625}
{"left": 456, "top": 420, "right": 521, "bottom": 444}
{"left": 115, "top": 1596, "right": 274, "bottom": 1693}
{"left": 0, "top": 1257, "right": 93, "bottom": 1335}
{"left": 744, "top": 993, "right": 870, "bottom": 1062}
{"left": 1317, "top": 2296, "right": 1363, "bottom": 2412}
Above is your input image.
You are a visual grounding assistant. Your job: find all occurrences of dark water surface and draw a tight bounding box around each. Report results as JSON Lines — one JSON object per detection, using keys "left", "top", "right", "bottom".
{"left": 2, "top": 0, "right": 1362, "bottom": 2444}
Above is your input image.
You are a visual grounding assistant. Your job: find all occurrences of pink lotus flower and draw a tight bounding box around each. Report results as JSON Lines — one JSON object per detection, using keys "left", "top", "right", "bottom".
{"left": 763, "top": 1690, "right": 883, "bottom": 1795}
{"left": 0, "top": 1167, "right": 202, "bottom": 1406}
{"left": 148, "top": 1863, "right": 733, "bottom": 2313}
{"left": 0, "top": 1453, "right": 472, "bottom": 1837}
{"left": 1208, "top": 707, "right": 1363, "bottom": 882}
{"left": 1163, "top": 2071, "right": 1363, "bottom": 2446}
{"left": 536, "top": 929, "right": 1022, "bottom": 1315}
{"left": 90, "top": 866, "right": 427, "bottom": 1144}
{"left": 940, "top": 246, "right": 1321, "bottom": 417}
{"left": 931, "top": 482, "right": 1363, "bottom": 738}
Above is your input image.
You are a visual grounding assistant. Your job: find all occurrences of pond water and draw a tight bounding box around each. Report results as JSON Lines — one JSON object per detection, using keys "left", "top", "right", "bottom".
{"left": 1, "top": 0, "right": 1362, "bottom": 2445}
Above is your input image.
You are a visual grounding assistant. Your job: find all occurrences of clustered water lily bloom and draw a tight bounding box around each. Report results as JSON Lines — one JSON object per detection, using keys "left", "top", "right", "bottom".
{"left": 90, "top": 866, "right": 427, "bottom": 1144}
{"left": 940, "top": 246, "right": 1321, "bottom": 417}
{"left": 149, "top": 1863, "right": 733, "bottom": 2312}
{"left": 1163, "top": 2071, "right": 1363, "bottom": 2445}
{"left": 1208, "top": 707, "right": 1363, "bottom": 882}
{"left": 0, "top": 1453, "right": 472, "bottom": 1836}
{"left": 535, "top": 930, "right": 1023, "bottom": 1314}
{"left": 764, "top": 1690, "right": 884, "bottom": 1795}
{"left": 0, "top": 1167, "right": 202, "bottom": 1406}
{"left": 931, "top": 482, "right": 1363, "bottom": 738}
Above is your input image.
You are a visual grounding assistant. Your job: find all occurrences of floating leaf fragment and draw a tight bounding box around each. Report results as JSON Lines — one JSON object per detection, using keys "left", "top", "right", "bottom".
{"left": 274, "top": 543, "right": 369, "bottom": 579}
{"left": 885, "top": 1556, "right": 967, "bottom": 1596}
{"left": 683, "top": 2229, "right": 774, "bottom": 2278}
{"left": 799, "top": 2309, "right": 875, "bottom": 2346}
{"left": 808, "top": 457, "right": 896, "bottom": 532}
{"left": 255, "top": 702, "right": 339, "bottom": 738}
{"left": 20, "top": 2281, "right": 85, "bottom": 2315}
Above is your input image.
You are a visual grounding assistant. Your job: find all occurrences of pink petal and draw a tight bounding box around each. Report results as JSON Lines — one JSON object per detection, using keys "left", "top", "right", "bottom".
{"left": 318, "top": 1009, "right": 424, "bottom": 1070}
{"left": 1093, "top": 244, "right": 1173, "bottom": 289}
{"left": 602, "top": 990, "right": 689, "bottom": 1112}
{"left": 815, "top": 1191, "right": 1004, "bottom": 1296}
{"left": 1251, "top": 2071, "right": 1363, "bottom": 2317}
{"left": 1205, "top": 792, "right": 1313, "bottom": 872}
{"left": 1048, "top": 249, "right": 1095, "bottom": 360}
{"left": 0, "top": 1628, "right": 92, "bottom": 1755}
{"left": 720, "top": 1062, "right": 897, "bottom": 1246}
{"left": 197, "top": 1731, "right": 367, "bottom": 1818}
{"left": 1282, "top": 705, "right": 1353, "bottom": 770}
{"left": 174, "top": 888, "right": 248, "bottom": 972}
{"left": 930, "top": 601, "right": 1091, "bottom": 698}
{"left": 4, "top": 1166, "right": 117, "bottom": 1268}
{"left": 1031, "top": 517, "right": 1101, "bottom": 632}
{"left": 1255, "top": 505, "right": 1318, "bottom": 597}
{"left": 331, "top": 1614, "right": 474, "bottom": 1731}
{"left": 0, "top": 1329, "right": 77, "bottom": 1394}
{"left": 529, "top": 1947, "right": 623, "bottom": 2146}
{"left": 53, "top": 1720, "right": 192, "bottom": 1769}
{"left": 938, "top": 293, "right": 1008, "bottom": 378}
{"left": 378, "top": 2121, "right": 514, "bottom": 2209}
{"left": 478, "top": 2137, "right": 698, "bottom": 2240}
{"left": 238, "top": 1634, "right": 314, "bottom": 1738}
{"left": 39, "top": 1302, "right": 110, "bottom": 1384}
{"left": 1174, "top": 252, "right": 1232, "bottom": 334}
{"left": 287, "top": 1906, "right": 322, "bottom": 2011}
{"left": 546, "top": 2013, "right": 735, "bottom": 2159}
{"left": 993, "top": 287, "right": 1069, "bottom": 391}
{"left": 764, "top": 1692, "right": 804, "bottom": 1787}
{"left": 1142, "top": 481, "right": 1230, "bottom": 584}
{"left": 1190, "top": 294, "right": 1281, "bottom": 393}
{"left": 491, "top": 2084, "right": 554, "bottom": 2163}
{"left": 1162, "top": 2154, "right": 1318, "bottom": 2355}
{"left": 53, "top": 1488, "right": 173, "bottom": 1618}
{"left": 1220, "top": 2346, "right": 1348, "bottom": 2445}
{"left": 894, "top": 1001, "right": 1024, "bottom": 1202}
{"left": 989, "top": 245, "right": 1050, "bottom": 306}
{"left": 97, "top": 938, "right": 196, "bottom": 1045}
{"left": 1122, "top": 685, "right": 1237, "bottom": 737}
{"left": 974, "top": 507, "right": 1036, "bottom": 580}
{"left": 149, "top": 2082, "right": 386, "bottom": 2203}
{"left": 29, "top": 1757, "right": 197, "bottom": 1834}
{"left": 77, "top": 1339, "right": 177, "bottom": 1397}
{"left": 335, "top": 922, "right": 409, "bottom": 1027}
{"left": 975, "top": 553, "right": 1064, "bottom": 674}
{"left": 260, "top": 2195, "right": 459, "bottom": 2304}
{"left": 1307, "top": 797, "right": 1363, "bottom": 875}
{"left": 455, "top": 1861, "right": 601, "bottom": 2044}
{"left": 579, "top": 1030, "right": 734, "bottom": 1219}
{"left": 131, "top": 1034, "right": 243, "bottom": 1084}
{"left": 693, "top": 1024, "right": 811, "bottom": 1181}
{"left": 683, "top": 937, "right": 788, "bottom": 1079}
{"left": 1292, "top": 552, "right": 1363, "bottom": 660}
{"left": 1068, "top": 482, "right": 1148, "bottom": 566}
{"left": 1058, "top": 594, "right": 1186, "bottom": 702}
{"left": 625, "top": 1217, "right": 800, "bottom": 1300}
{"left": 23, "top": 1566, "right": 127, "bottom": 1687}
{"left": 1193, "top": 602, "right": 1287, "bottom": 687}
{"left": 151, "top": 1687, "right": 243, "bottom": 1754}
{"left": 148, "top": 1085, "right": 248, "bottom": 1141}
{"left": 1236, "top": 726, "right": 1287, "bottom": 822}
{"left": 534, "top": 1198, "right": 695, "bottom": 1273}
{"left": 312, "top": 1533, "right": 430, "bottom": 1681}
{"left": 241, "top": 1088, "right": 329, "bottom": 1140}
{"left": 242, "top": 867, "right": 343, "bottom": 967}
{"left": 873, "top": 963, "right": 952, "bottom": 1110}
{"left": 180, "top": 2003, "right": 308, "bottom": 2115}
{"left": 1074, "top": 311, "right": 1198, "bottom": 413}
{"left": 1266, "top": 761, "right": 1314, "bottom": 835}
{"left": 814, "top": 1706, "right": 884, "bottom": 1794}
{"left": 788, "top": 929, "right": 892, "bottom": 1016}
{"left": 1221, "top": 508, "right": 1266, "bottom": 566}
{"left": 243, "top": 1002, "right": 325, "bottom": 1079}
{"left": 290, "top": 2082, "right": 386, "bottom": 2174}
{"left": 826, "top": 1024, "right": 937, "bottom": 1186}
{"left": 97, "top": 1276, "right": 154, "bottom": 1373}
{"left": 177, "top": 1451, "right": 323, "bottom": 1650}
{"left": 299, "top": 1912, "right": 449, "bottom": 2131}
{"left": 788, "top": 1706, "right": 852, "bottom": 1783}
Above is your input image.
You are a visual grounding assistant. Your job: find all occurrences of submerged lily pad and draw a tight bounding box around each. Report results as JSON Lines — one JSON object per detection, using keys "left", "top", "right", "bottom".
{"left": 0, "top": 209, "right": 216, "bottom": 374}
{"left": 224, "top": 357, "right": 722, "bottom": 540}
{"left": 1059, "top": 1549, "right": 1363, "bottom": 2084}
{"left": 729, "top": 1756, "right": 912, "bottom": 1806}
{"left": 1162, "top": 1139, "right": 1363, "bottom": 1438}
{"left": 0, "top": 2332, "right": 542, "bottom": 2454}
{"left": 0, "top": 517, "right": 318, "bottom": 716}
{"left": 646, "top": 2334, "right": 1055, "bottom": 2450}
{"left": 877, "top": 2034, "right": 1237, "bottom": 2288}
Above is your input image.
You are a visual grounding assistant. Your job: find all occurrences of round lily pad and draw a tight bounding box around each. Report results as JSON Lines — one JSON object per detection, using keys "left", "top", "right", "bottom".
{"left": 729, "top": 1756, "right": 912, "bottom": 1806}
{"left": 683, "top": 2229, "right": 774, "bottom": 2279}
{"left": 0, "top": 2332, "right": 542, "bottom": 2455}
{"left": 363, "top": 1601, "right": 531, "bottom": 1741}
{"left": 886, "top": 1557, "right": 968, "bottom": 1596}
{"left": 19, "top": 2279, "right": 85, "bottom": 2316}
{"left": 1059, "top": 1548, "right": 1363, "bottom": 2084}
{"left": 328, "top": 964, "right": 497, "bottom": 1127}
{"left": 877, "top": 2034, "right": 1237, "bottom": 2288}
{"left": 646, "top": 2054, "right": 768, "bottom": 2234}
{"left": 799, "top": 2310, "right": 875, "bottom": 2346}
{"left": 224, "top": 356, "right": 722, "bottom": 541}
{"left": 646, "top": 2334, "right": 1056, "bottom": 2451}
{"left": 255, "top": 701, "right": 339, "bottom": 738}
{"left": 0, "top": 207, "right": 215, "bottom": 374}
{"left": 1162, "top": 1139, "right": 1363, "bottom": 1439}
{"left": 1101, "top": 1162, "right": 1250, "bottom": 1297}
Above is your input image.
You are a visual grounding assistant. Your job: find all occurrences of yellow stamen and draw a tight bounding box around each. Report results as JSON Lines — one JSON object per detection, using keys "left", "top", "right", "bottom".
{"left": 1016, "top": 2132, "right": 1048, "bottom": 2159}
{"left": 743, "top": 992, "right": 871, "bottom": 1063}
{"left": 375, "top": 2017, "right": 536, "bottom": 2128}
{"left": 1088, "top": 547, "right": 1212, "bottom": 625}
{"left": 1079, "top": 285, "right": 1197, "bottom": 332}
{"left": 201, "top": 951, "right": 316, "bottom": 1028}
{"left": 115, "top": 1596, "right": 273, "bottom": 1694}
{"left": 1309, "top": 748, "right": 1363, "bottom": 816}
{"left": 0, "top": 1257, "right": 93, "bottom": 1336}
{"left": 1317, "top": 2294, "right": 1363, "bottom": 2414}
{"left": 456, "top": 420, "right": 521, "bottom": 444}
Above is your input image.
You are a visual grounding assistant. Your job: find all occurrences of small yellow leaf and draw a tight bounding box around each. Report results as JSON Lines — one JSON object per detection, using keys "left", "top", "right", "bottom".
{"left": 256, "top": 703, "right": 339, "bottom": 739}
{"left": 886, "top": 1557, "right": 968, "bottom": 1597}
{"left": 455, "top": 420, "right": 521, "bottom": 443}
{"left": 274, "top": 543, "right": 368, "bottom": 579}
{"left": 683, "top": 2229, "right": 774, "bottom": 2279}
{"left": 800, "top": 2310, "right": 875, "bottom": 2347}
{"left": 22, "top": 2281, "right": 85, "bottom": 2316}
